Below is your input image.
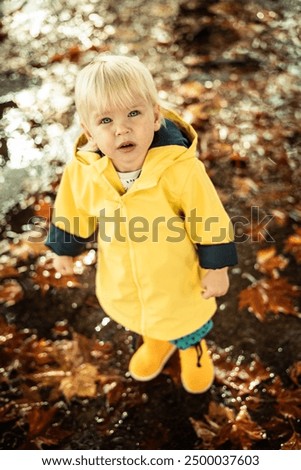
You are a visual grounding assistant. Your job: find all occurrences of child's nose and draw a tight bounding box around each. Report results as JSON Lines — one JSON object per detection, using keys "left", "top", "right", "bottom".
{"left": 115, "top": 120, "right": 130, "bottom": 136}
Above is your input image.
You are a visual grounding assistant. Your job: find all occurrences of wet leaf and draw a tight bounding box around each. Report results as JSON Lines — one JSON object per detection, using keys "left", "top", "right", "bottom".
{"left": 178, "top": 81, "right": 206, "bottom": 101}
{"left": 34, "top": 197, "right": 53, "bottom": 221}
{"left": 276, "top": 388, "right": 301, "bottom": 420}
{"left": 0, "top": 279, "right": 24, "bottom": 306}
{"left": 30, "top": 259, "right": 81, "bottom": 293}
{"left": 0, "top": 264, "right": 20, "bottom": 280}
{"left": 255, "top": 246, "right": 289, "bottom": 278}
{"left": 264, "top": 376, "right": 301, "bottom": 419}
{"left": 49, "top": 45, "right": 82, "bottom": 64}
{"left": 27, "top": 407, "right": 57, "bottom": 438}
{"left": 288, "top": 362, "right": 301, "bottom": 386}
{"left": 264, "top": 416, "right": 292, "bottom": 441}
{"left": 239, "top": 277, "right": 300, "bottom": 321}
{"left": 284, "top": 227, "right": 301, "bottom": 264}
{"left": 9, "top": 234, "right": 47, "bottom": 261}
{"left": 190, "top": 401, "right": 235, "bottom": 449}
{"left": 281, "top": 431, "right": 301, "bottom": 450}
{"left": 230, "top": 406, "right": 266, "bottom": 450}
{"left": 59, "top": 362, "right": 99, "bottom": 400}
{"left": 191, "top": 402, "right": 265, "bottom": 450}
{"left": 213, "top": 347, "right": 271, "bottom": 397}
{"left": 233, "top": 176, "right": 259, "bottom": 198}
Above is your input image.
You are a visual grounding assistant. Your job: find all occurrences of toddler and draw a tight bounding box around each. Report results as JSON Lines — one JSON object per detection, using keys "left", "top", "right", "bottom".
{"left": 46, "top": 54, "right": 237, "bottom": 393}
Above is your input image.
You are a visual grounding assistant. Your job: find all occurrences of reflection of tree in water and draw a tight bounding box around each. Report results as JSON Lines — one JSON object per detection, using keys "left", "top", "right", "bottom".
{"left": 0, "top": 0, "right": 301, "bottom": 450}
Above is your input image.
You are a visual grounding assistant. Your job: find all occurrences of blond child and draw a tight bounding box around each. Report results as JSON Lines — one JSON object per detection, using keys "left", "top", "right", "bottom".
{"left": 46, "top": 54, "right": 237, "bottom": 393}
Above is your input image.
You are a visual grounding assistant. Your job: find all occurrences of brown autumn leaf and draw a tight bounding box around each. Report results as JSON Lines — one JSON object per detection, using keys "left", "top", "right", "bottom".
{"left": 0, "top": 279, "right": 24, "bottom": 306}
{"left": 281, "top": 431, "right": 301, "bottom": 450}
{"left": 49, "top": 45, "right": 82, "bottom": 63}
{"left": 30, "top": 259, "right": 81, "bottom": 293}
{"left": 284, "top": 227, "right": 301, "bottom": 264}
{"left": 245, "top": 220, "right": 274, "bottom": 243}
{"left": 270, "top": 209, "right": 288, "bottom": 227}
{"left": 0, "top": 399, "right": 38, "bottom": 424}
{"left": 191, "top": 401, "right": 265, "bottom": 450}
{"left": 31, "top": 428, "right": 73, "bottom": 450}
{"left": 59, "top": 362, "right": 99, "bottom": 400}
{"left": 255, "top": 246, "right": 289, "bottom": 278}
{"left": 9, "top": 233, "right": 48, "bottom": 261}
{"left": 34, "top": 197, "right": 53, "bottom": 221}
{"left": 182, "top": 102, "right": 210, "bottom": 127}
{"left": 239, "top": 277, "right": 300, "bottom": 321}
{"left": 230, "top": 151, "right": 249, "bottom": 169}
{"left": 190, "top": 401, "right": 235, "bottom": 449}
{"left": 265, "top": 376, "right": 301, "bottom": 419}
{"left": 24, "top": 337, "right": 57, "bottom": 367}
{"left": 178, "top": 81, "right": 206, "bottom": 101}
{"left": 232, "top": 176, "right": 259, "bottom": 199}
{"left": 27, "top": 406, "right": 58, "bottom": 438}
{"left": 103, "top": 380, "right": 125, "bottom": 407}
{"left": 264, "top": 416, "right": 292, "bottom": 441}
{"left": 212, "top": 346, "right": 271, "bottom": 397}
{"left": 276, "top": 388, "right": 301, "bottom": 420}
{"left": 288, "top": 361, "right": 301, "bottom": 386}
{"left": 0, "top": 264, "right": 20, "bottom": 280}
{"left": 230, "top": 406, "right": 266, "bottom": 450}
{"left": 24, "top": 332, "right": 113, "bottom": 401}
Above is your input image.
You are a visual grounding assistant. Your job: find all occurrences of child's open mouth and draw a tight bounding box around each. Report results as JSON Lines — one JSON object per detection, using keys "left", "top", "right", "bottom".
{"left": 118, "top": 141, "right": 135, "bottom": 151}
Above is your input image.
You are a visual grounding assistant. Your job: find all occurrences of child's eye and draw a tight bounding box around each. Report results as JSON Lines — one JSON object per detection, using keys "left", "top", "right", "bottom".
{"left": 100, "top": 117, "right": 112, "bottom": 124}
{"left": 128, "top": 110, "right": 140, "bottom": 117}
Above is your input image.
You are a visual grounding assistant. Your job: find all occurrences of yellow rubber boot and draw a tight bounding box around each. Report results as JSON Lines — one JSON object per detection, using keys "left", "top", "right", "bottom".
{"left": 179, "top": 339, "right": 214, "bottom": 394}
{"left": 129, "top": 336, "right": 176, "bottom": 381}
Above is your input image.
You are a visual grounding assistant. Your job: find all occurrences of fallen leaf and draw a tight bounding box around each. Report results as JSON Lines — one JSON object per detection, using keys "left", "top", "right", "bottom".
{"left": 30, "top": 259, "right": 81, "bottom": 293}
{"left": 191, "top": 401, "right": 265, "bottom": 450}
{"left": 255, "top": 246, "right": 289, "bottom": 277}
{"left": 34, "top": 197, "right": 53, "bottom": 221}
{"left": 178, "top": 81, "right": 206, "bottom": 100}
{"left": 213, "top": 347, "right": 271, "bottom": 397}
{"left": 239, "top": 277, "right": 300, "bottom": 321}
{"left": 0, "top": 279, "right": 24, "bottom": 306}
{"left": 288, "top": 362, "right": 301, "bottom": 386}
{"left": 230, "top": 406, "right": 266, "bottom": 449}
{"left": 27, "top": 407, "right": 58, "bottom": 438}
{"left": 190, "top": 401, "right": 235, "bottom": 449}
{"left": 281, "top": 431, "right": 301, "bottom": 450}
{"left": 233, "top": 176, "right": 259, "bottom": 198}
{"left": 284, "top": 227, "right": 301, "bottom": 263}
{"left": 275, "top": 388, "right": 301, "bottom": 420}
{"left": 0, "top": 264, "right": 20, "bottom": 280}
{"left": 59, "top": 362, "right": 99, "bottom": 400}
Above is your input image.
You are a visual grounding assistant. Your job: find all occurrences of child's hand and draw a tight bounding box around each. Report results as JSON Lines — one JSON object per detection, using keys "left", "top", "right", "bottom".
{"left": 52, "top": 255, "right": 74, "bottom": 276}
{"left": 201, "top": 267, "right": 230, "bottom": 299}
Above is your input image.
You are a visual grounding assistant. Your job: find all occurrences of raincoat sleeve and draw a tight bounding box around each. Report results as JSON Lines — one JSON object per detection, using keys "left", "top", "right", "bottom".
{"left": 182, "top": 159, "right": 237, "bottom": 269}
{"left": 45, "top": 164, "right": 97, "bottom": 256}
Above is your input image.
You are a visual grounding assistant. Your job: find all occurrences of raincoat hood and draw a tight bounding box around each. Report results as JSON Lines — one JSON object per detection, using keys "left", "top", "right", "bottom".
{"left": 72, "top": 108, "right": 197, "bottom": 193}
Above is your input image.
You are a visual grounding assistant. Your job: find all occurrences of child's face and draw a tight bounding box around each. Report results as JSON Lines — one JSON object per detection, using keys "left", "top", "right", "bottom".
{"left": 83, "top": 101, "right": 161, "bottom": 172}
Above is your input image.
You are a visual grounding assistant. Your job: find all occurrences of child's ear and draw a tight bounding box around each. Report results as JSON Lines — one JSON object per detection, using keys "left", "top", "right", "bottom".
{"left": 81, "top": 122, "right": 92, "bottom": 140}
{"left": 154, "top": 104, "right": 161, "bottom": 131}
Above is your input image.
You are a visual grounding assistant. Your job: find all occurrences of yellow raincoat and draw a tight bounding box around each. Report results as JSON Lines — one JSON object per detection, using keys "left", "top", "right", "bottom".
{"left": 46, "top": 109, "right": 236, "bottom": 341}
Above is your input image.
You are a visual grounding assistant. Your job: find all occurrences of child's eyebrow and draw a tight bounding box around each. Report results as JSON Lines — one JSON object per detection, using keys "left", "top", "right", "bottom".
{"left": 97, "top": 102, "right": 146, "bottom": 117}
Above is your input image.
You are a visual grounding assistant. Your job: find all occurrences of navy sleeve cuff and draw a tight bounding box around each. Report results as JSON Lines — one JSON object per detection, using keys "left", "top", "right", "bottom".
{"left": 45, "top": 224, "right": 92, "bottom": 257}
{"left": 196, "top": 242, "right": 238, "bottom": 269}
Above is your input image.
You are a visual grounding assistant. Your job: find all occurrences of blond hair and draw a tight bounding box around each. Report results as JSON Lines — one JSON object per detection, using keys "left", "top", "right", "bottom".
{"left": 75, "top": 54, "right": 160, "bottom": 129}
